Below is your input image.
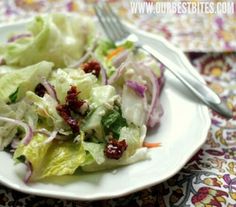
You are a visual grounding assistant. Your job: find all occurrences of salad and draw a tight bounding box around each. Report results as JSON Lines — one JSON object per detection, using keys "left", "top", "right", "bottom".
{"left": 0, "top": 14, "right": 164, "bottom": 183}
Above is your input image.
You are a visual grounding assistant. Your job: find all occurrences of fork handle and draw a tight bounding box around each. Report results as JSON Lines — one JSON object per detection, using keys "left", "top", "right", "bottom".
{"left": 138, "top": 44, "right": 233, "bottom": 119}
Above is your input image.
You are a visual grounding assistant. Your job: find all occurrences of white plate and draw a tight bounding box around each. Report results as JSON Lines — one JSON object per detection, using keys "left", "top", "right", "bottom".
{"left": 0, "top": 18, "right": 211, "bottom": 200}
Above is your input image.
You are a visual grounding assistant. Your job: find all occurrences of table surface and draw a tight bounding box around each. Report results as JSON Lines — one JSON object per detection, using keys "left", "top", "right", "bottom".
{"left": 0, "top": 1, "right": 235, "bottom": 207}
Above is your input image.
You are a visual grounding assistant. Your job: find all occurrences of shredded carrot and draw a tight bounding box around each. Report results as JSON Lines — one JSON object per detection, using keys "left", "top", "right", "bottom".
{"left": 106, "top": 47, "right": 124, "bottom": 60}
{"left": 143, "top": 142, "right": 161, "bottom": 148}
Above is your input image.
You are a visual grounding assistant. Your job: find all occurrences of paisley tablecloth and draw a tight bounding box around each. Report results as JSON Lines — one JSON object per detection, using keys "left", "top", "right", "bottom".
{"left": 0, "top": 1, "right": 235, "bottom": 207}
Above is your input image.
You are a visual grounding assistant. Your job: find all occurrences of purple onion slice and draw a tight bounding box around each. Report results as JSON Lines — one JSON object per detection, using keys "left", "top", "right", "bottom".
{"left": 8, "top": 33, "right": 32, "bottom": 43}
{"left": 0, "top": 116, "right": 33, "bottom": 145}
{"left": 126, "top": 80, "right": 147, "bottom": 98}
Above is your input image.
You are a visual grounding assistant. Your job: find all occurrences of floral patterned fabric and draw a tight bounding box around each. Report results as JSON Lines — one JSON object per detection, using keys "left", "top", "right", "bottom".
{"left": 0, "top": 0, "right": 236, "bottom": 52}
{"left": 0, "top": 1, "right": 236, "bottom": 207}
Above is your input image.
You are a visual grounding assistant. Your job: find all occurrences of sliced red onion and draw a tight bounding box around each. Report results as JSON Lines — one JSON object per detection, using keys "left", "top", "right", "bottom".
{"left": 109, "top": 53, "right": 163, "bottom": 127}
{"left": 143, "top": 66, "right": 163, "bottom": 128}
{"left": 112, "top": 49, "right": 130, "bottom": 68}
{"left": 159, "top": 63, "right": 165, "bottom": 91}
{"left": 41, "top": 79, "right": 60, "bottom": 103}
{"left": 24, "top": 161, "right": 33, "bottom": 183}
{"left": 126, "top": 80, "right": 147, "bottom": 98}
{"left": 110, "top": 51, "right": 164, "bottom": 127}
{"left": 143, "top": 68, "right": 159, "bottom": 127}
{"left": 0, "top": 116, "right": 33, "bottom": 145}
{"left": 108, "top": 60, "right": 131, "bottom": 84}
{"left": 158, "top": 74, "right": 165, "bottom": 92}
{"left": 148, "top": 100, "right": 164, "bottom": 128}
{"left": 100, "top": 63, "right": 108, "bottom": 85}
{"left": 135, "top": 57, "right": 165, "bottom": 127}
{"left": 160, "top": 63, "right": 165, "bottom": 73}
{"left": 43, "top": 130, "right": 58, "bottom": 144}
{"left": 132, "top": 63, "right": 163, "bottom": 128}
{"left": 8, "top": 33, "right": 32, "bottom": 43}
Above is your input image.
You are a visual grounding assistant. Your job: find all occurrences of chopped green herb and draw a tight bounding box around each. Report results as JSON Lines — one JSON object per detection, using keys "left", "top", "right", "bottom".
{"left": 9, "top": 87, "right": 19, "bottom": 103}
{"left": 17, "top": 155, "right": 26, "bottom": 163}
{"left": 101, "top": 106, "right": 127, "bottom": 138}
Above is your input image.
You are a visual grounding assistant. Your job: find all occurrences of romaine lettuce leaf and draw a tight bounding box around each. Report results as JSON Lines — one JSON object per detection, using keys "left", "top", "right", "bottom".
{"left": 0, "top": 100, "right": 38, "bottom": 150}
{"left": 83, "top": 142, "right": 105, "bottom": 165}
{"left": 81, "top": 125, "right": 147, "bottom": 172}
{"left": 119, "top": 125, "right": 142, "bottom": 157}
{"left": 2, "top": 14, "right": 95, "bottom": 68}
{"left": 82, "top": 85, "right": 120, "bottom": 140}
{"left": 82, "top": 148, "right": 148, "bottom": 172}
{"left": 0, "top": 65, "right": 19, "bottom": 77}
{"left": 37, "top": 140, "right": 86, "bottom": 180}
{"left": 25, "top": 91, "right": 69, "bottom": 133}
{"left": 82, "top": 106, "right": 106, "bottom": 140}
{"left": 0, "top": 100, "right": 18, "bottom": 149}
{"left": 14, "top": 133, "right": 50, "bottom": 167}
{"left": 0, "top": 61, "right": 53, "bottom": 103}
{"left": 49, "top": 68, "right": 97, "bottom": 103}
{"left": 90, "top": 85, "right": 117, "bottom": 107}
{"left": 14, "top": 134, "right": 86, "bottom": 181}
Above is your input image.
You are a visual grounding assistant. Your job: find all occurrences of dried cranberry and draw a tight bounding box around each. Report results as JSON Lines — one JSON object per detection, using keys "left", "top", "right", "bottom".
{"left": 66, "top": 86, "right": 88, "bottom": 115}
{"left": 104, "top": 139, "right": 128, "bottom": 160}
{"left": 35, "top": 83, "right": 46, "bottom": 97}
{"left": 82, "top": 60, "right": 101, "bottom": 78}
{"left": 56, "top": 104, "right": 80, "bottom": 133}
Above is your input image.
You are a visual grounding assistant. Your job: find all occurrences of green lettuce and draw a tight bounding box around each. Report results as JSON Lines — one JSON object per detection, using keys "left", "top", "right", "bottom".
{"left": 2, "top": 14, "right": 95, "bottom": 68}
{"left": 82, "top": 106, "right": 106, "bottom": 140}
{"left": 90, "top": 85, "right": 117, "bottom": 107}
{"left": 101, "top": 106, "right": 127, "bottom": 138}
{"left": 83, "top": 142, "right": 105, "bottom": 165}
{"left": 81, "top": 85, "right": 119, "bottom": 140}
{"left": 25, "top": 91, "right": 69, "bottom": 133}
{"left": 82, "top": 148, "right": 148, "bottom": 172}
{"left": 0, "top": 61, "right": 53, "bottom": 103}
{"left": 82, "top": 125, "right": 147, "bottom": 172}
{"left": 0, "top": 100, "right": 19, "bottom": 150}
{"left": 14, "top": 134, "right": 86, "bottom": 181}
{"left": 0, "top": 100, "right": 38, "bottom": 150}
{"left": 0, "top": 65, "right": 19, "bottom": 77}
{"left": 119, "top": 125, "right": 142, "bottom": 157}
{"left": 49, "top": 68, "right": 97, "bottom": 103}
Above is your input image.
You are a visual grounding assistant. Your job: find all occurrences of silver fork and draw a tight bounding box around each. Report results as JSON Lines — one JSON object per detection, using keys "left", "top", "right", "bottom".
{"left": 94, "top": 3, "right": 233, "bottom": 119}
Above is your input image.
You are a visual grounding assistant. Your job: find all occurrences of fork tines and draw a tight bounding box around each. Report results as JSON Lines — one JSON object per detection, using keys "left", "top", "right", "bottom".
{"left": 94, "top": 2, "right": 129, "bottom": 43}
